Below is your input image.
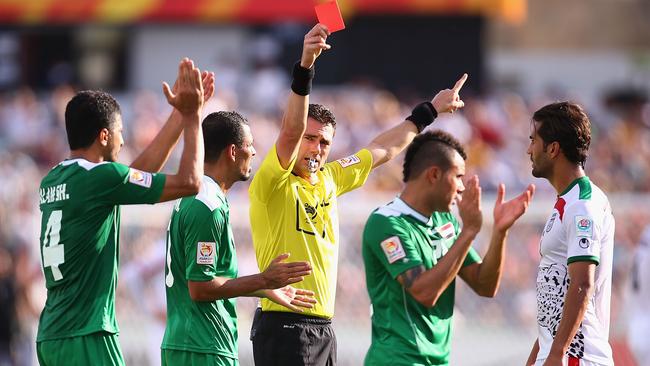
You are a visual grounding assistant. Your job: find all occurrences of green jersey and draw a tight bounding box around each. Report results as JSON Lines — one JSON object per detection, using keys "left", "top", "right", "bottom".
{"left": 37, "top": 159, "right": 166, "bottom": 342}
{"left": 362, "top": 197, "right": 481, "bottom": 366}
{"left": 162, "top": 176, "right": 238, "bottom": 359}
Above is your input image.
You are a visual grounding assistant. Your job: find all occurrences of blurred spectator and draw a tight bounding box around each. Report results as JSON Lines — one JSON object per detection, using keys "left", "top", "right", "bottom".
{"left": 0, "top": 246, "right": 16, "bottom": 366}
{"left": 626, "top": 225, "right": 650, "bottom": 365}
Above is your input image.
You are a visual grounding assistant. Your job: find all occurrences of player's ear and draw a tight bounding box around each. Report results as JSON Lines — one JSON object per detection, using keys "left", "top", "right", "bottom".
{"left": 98, "top": 128, "right": 110, "bottom": 147}
{"left": 228, "top": 144, "right": 237, "bottom": 162}
{"left": 548, "top": 141, "right": 561, "bottom": 159}
{"left": 426, "top": 165, "right": 441, "bottom": 183}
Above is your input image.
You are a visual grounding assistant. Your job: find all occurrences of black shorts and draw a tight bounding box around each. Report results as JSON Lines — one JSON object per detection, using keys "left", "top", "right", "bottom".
{"left": 251, "top": 308, "right": 337, "bottom": 366}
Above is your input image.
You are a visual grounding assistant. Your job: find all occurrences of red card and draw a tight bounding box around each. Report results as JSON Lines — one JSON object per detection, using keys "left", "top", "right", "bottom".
{"left": 315, "top": 1, "right": 345, "bottom": 33}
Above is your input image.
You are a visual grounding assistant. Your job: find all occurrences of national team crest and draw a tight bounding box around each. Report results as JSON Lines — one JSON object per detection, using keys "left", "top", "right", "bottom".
{"left": 545, "top": 213, "right": 557, "bottom": 233}
{"left": 196, "top": 242, "right": 216, "bottom": 264}
{"left": 381, "top": 236, "right": 406, "bottom": 263}
{"left": 435, "top": 222, "right": 455, "bottom": 239}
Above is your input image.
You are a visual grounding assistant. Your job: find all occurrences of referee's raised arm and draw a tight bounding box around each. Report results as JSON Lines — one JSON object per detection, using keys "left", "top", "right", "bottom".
{"left": 276, "top": 24, "right": 330, "bottom": 169}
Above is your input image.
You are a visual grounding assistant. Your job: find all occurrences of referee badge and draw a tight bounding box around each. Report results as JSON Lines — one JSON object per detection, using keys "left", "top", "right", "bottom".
{"left": 381, "top": 236, "right": 406, "bottom": 263}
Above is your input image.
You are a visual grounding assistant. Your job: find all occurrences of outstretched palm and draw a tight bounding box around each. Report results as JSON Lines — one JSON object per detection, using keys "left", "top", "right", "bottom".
{"left": 493, "top": 183, "right": 535, "bottom": 232}
{"left": 266, "top": 286, "right": 317, "bottom": 313}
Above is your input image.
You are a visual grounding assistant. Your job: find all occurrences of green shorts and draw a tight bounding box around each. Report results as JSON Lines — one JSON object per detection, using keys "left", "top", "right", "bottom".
{"left": 36, "top": 332, "right": 124, "bottom": 366}
{"left": 161, "top": 348, "right": 238, "bottom": 366}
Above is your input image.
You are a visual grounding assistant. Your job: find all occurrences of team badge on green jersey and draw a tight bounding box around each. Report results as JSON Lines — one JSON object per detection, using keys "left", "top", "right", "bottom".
{"left": 128, "top": 168, "right": 152, "bottom": 188}
{"left": 196, "top": 242, "right": 216, "bottom": 264}
{"left": 380, "top": 236, "right": 406, "bottom": 263}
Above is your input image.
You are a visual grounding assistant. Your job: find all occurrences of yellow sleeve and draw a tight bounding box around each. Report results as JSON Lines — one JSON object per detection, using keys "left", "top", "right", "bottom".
{"left": 249, "top": 144, "right": 296, "bottom": 203}
{"left": 324, "top": 149, "right": 373, "bottom": 197}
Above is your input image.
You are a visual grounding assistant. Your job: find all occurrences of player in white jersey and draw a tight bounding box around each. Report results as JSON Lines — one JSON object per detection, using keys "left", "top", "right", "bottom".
{"left": 525, "top": 102, "right": 615, "bottom": 366}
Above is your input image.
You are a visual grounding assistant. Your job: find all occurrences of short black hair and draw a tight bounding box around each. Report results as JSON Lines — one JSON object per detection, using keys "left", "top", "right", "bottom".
{"left": 203, "top": 111, "right": 249, "bottom": 162}
{"left": 65, "top": 90, "right": 121, "bottom": 150}
{"left": 402, "top": 130, "right": 467, "bottom": 182}
{"left": 532, "top": 101, "right": 591, "bottom": 166}
{"left": 308, "top": 104, "right": 336, "bottom": 129}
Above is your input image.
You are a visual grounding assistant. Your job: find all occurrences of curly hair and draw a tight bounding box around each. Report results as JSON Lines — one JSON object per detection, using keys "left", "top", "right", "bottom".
{"left": 532, "top": 101, "right": 591, "bottom": 166}
{"left": 308, "top": 104, "right": 336, "bottom": 129}
{"left": 402, "top": 130, "right": 467, "bottom": 182}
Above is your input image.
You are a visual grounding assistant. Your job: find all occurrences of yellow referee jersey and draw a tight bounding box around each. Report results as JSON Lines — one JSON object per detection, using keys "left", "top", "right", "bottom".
{"left": 249, "top": 145, "right": 373, "bottom": 318}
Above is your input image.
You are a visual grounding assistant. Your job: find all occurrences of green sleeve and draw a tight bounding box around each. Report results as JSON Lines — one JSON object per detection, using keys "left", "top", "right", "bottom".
{"left": 95, "top": 162, "right": 165, "bottom": 205}
{"left": 363, "top": 214, "right": 423, "bottom": 279}
{"left": 182, "top": 202, "right": 223, "bottom": 282}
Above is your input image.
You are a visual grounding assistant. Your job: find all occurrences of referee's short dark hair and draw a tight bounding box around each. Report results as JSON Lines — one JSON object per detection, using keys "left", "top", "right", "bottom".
{"left": 532, "top": 101, "right": 591, "bottom": 167}
{"left": 203, "top": 111, "right": 249, "bottom": 163}
{"left": 308, "top": 104, "right": 336, "bottom": 129}
{"left": 402, "top": 130, "right": 467, "bottom": 182}
{"left": 65, "top": 90, "right": 121, "bottom": 150}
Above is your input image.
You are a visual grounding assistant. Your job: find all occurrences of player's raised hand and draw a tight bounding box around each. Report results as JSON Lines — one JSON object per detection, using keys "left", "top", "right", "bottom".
{"left": 431, "top": 73, "right": 468, "bottom": 114}
{"left": 493, "top": 183, "right": 535, "bottom": 232}
{"left": 162, "top": 58, "right": 204, "bottom": 117}
{"left": 264, "top": 286, "right": 318, "bottom": 312}
{"left": 301, "top": 24, "right": 331, "bottom": 69}
{"left": 200, "top": 70, "right": 216, "bottom": 104}
{"left": 261, "top": 253, "right": 313, "bottom": 289}
{"left": 457, "top": 174, "right": 483, "bottom": 234}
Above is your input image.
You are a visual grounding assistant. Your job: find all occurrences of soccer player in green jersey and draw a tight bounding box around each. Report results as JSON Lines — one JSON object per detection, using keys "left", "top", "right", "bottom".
{"left": 162, "top": 111, "right": 317, "bottom": 366}
{"left": 362, "top": 130, "right": 535, "bottom": 365}
{"left": 37, "top": 58, "right": 214, "bottom": 366}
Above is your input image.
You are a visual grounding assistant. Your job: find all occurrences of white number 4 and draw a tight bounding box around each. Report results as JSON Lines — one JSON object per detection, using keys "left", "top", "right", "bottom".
{"left": 43, "top": 210, "right": 65, "bottom": 281}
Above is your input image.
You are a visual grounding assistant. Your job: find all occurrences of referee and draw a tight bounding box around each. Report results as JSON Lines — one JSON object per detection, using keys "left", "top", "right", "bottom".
{"left": 249, "top": 24, "right": 467, "bottom": 365}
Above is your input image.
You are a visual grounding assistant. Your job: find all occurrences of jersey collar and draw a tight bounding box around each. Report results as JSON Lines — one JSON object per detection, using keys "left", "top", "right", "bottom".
{"left": 392, "top": 196, "right": 432, "bottom": 226}
{"left": 559, "top": 176, "right": 590, "bottom": 196}
{"left": 202, "top": 175, "right": 227, "bottom": 205}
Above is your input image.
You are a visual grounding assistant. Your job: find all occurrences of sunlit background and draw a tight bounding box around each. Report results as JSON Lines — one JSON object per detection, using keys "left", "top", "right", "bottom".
{"left": 0, "top": 0, "right": 649, "bottom": 365}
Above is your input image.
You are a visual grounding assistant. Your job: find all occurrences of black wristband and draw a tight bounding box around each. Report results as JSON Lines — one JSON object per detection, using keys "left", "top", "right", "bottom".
{"left": 291, "top": 61, "right": 315, "bottom": 96}
{"left": 406, "top": 102, "right": 438, "bottom": 133}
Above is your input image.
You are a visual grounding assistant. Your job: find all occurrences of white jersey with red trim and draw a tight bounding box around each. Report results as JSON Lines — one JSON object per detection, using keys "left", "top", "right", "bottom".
{"left": 536, "top": 176, "right": 615, "bottom": 365}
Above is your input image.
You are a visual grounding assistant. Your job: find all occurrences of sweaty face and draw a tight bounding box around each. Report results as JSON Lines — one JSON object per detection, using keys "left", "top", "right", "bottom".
{"left": 104, "top": 114, "right": 124, "bottom": 162}
{"left": 436, "top": 152, "right": 466, "bottom": 212}
{"left": 235, "top": 124, "right": 256, "bottom": 181}
{"left": 293, "top": 118, "right": 334, "bottom": 179}
{"left": 527, "top": 123, "right": 551, "bottom": 178}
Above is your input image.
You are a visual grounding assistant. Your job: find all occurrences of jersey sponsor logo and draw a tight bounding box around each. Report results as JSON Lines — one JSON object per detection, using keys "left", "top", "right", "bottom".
{"left": 574, "top": 216, "right": 593, "bottom": 238}
{"left": 381, "top": 236, "right": 406, "bottom": 263}
{"left": 578, "top": 237, "right": 591, "bottom": 249}
{"left": 196, "top": 242, "right": 216, "bottom": 265}
{"left": 336, "top": 154, "right": 361, "bottom": 168}
{"left": 435, "top": 222, "right": 455, "bottom": 239}
{"left": 128, "top": 168, "right": 152, "bottom": 188}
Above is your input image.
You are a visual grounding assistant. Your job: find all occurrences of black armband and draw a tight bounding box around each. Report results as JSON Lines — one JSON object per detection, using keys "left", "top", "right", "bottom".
{"left": 406, "top": 102, "right": 438, "bottom": 133}
{"left": 290, "top": 61, "right": 315, "bottom": 96}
